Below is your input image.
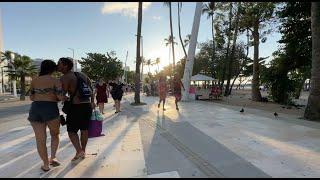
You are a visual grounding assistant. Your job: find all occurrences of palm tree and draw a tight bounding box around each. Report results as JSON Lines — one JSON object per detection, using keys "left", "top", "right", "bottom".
{"left": 177, "top": 2, "right": 187, "bottom": 58}
{"left": 183, "top": 34, "right": 191, "bottom": 48}
{"left": 7, "top": 54, "right": 37, "bottom": 100}
{"left": 146, "top": 59, "right": 152, "bottom": 74}
{"left": 225, "top": 2, "right": 242, "bottom": 96}
{"left": 164, "top": 35, "right": 177, "bottom": 76}
{"left": 202, "top": 2, "right": 216, "bottom": 79}
{"left": 134, "top": 2, "right": 143, "bottom": 104}
{"left": 164, "top": 2, "right": 176, "bottom": 74}
{"left": 304, "top": 2, "right": 320, "bottom": 121}
{"left": 155, "top": 57, "right": 160, "bottom": 72}
{"left": 1, "top": 50, "right": 16, "bottom": 94}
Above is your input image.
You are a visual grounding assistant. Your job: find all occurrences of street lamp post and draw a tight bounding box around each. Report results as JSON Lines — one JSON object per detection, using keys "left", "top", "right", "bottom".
{"left": 68, "top": 48, "right": 76, "bottom": 71}
{"left": 1, "top": 67, "right": 5, "bottom": 93}
{"left": 9, "top": 52, "right": 17, "bottom": 97}
{"left": 124, "top": 50, "right": 128, "bottom": 83}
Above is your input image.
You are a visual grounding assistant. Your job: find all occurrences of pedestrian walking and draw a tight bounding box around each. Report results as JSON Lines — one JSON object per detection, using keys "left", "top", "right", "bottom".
{"left": 57, "top": 57, "right": 95, "bottom": 162}
{"left": 173, "top": 74, "right": 185, "bottom": 111}
{"left": 95, "top": 78, "right": 108, "bottom": 114}
{"left": 28, "top": 60, "right": 65, "bottom": 171}
{"left": 158, "top": 76, "right": 167, "bottom": 111}
{"left": 109, "top": 78, "right": 125, "bottom": 113}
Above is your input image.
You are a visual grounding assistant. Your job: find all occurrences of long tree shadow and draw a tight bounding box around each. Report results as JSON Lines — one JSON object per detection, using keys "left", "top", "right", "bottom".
{"left": 53, "top": 105, "right": 148, "bottom": 178}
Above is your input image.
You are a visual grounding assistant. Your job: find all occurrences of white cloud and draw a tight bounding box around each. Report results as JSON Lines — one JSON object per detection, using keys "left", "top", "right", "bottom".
{"left": 152, "top": 16, "right": 161, "bottom": 20}
{"left": 101, "top": 2, "right": 152, "bottom": 18}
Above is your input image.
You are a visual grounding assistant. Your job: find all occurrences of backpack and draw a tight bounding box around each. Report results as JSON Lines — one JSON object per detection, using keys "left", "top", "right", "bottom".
{"left": 74, "top": 72, "right": 92, "bottom": 101}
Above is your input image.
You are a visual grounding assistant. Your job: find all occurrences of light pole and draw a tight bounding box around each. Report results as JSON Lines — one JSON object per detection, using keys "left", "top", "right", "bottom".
{"left": 9, "top": 52, "right": 17, "bottom": 97}
{"left": 68, "top": 48, "right": 76, "bottom": 71}
{"left": 124, "top": 50, "right": 128, "bottom": 83}
{"left": 0, "top": 67, "right": 3, "bottom": 94}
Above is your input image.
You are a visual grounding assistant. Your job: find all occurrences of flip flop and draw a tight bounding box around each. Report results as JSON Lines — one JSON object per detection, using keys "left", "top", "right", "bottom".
{"left": 49, "top": 159, "right": 61, "bottom": 167}
{"left": 41, "top": 165, "right": 50, "bottom": 172}
{"left": 71, "top": 152, "right": 85, "bottom": 162}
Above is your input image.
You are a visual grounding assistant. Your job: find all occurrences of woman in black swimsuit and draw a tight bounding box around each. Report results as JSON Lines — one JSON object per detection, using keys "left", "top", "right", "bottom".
{"left": 108, "top": 78, "right": 125, "bottom": 113}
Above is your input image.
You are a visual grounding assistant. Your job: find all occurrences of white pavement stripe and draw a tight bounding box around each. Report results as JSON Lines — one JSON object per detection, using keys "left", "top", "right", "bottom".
{"left": 15, "top": 140, "right": 73, "bottom": 178}
{"left": 0, "top": 131, "right": 70, "bottom": 171}
{"left": 146, "top": 171, "right": 180, "bottom": 178}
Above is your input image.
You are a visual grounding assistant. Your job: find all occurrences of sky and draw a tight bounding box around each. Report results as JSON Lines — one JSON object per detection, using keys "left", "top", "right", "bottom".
{"left": 0, "top": 2, "right": 282, "bottom": 74}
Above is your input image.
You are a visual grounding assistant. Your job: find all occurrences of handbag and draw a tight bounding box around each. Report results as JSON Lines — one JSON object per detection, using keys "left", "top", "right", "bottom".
{"left": 88, "top": 109, "right": 104, "bottom": 138}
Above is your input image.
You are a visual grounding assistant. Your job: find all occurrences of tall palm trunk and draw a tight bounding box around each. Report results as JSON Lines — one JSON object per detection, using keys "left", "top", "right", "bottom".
{"left": 229, "top": 28, "right": 250, "bottom": 95}
{"left": 20, "top": 75, "right": 25, "bottom": 101}
{"left": 178, "top": 2, "right": 187, "bottom": 58}
{"left": 220, "top": 3, "right": 233, "bottom": 91}
{"left": 252, "top": 19, "right": 262, "bottom": 101}
{"left": 169, "top": 3, "right": 176, "bottom": 74}
{"left": 134, "top": 2, "right": 143, "bottom": 104}
{"left": 304, "top": 2, "right": 320, "bottom": 121}
{"left": 225, "top": 2, "right": 241, "bottom": 96}
{"left": 211, "top": 7, "right": 216, "bottom": 83}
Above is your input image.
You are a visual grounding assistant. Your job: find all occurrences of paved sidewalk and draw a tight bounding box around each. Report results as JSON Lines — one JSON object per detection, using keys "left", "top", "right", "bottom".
{"left": 1, "top": 94, "right": 320, "bottom": 178}
{"left": 0, "top": 93, "right": 19, "bottom": 103}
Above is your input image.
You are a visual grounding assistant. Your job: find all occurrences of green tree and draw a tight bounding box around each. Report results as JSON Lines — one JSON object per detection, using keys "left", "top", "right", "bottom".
{"left": 304, "top": 2, "right": 320, "bottom": 121}
{"left": 277, "top": 2, "right": 311, "bottom": 99}
{"left": 164, "top": 2, "right": 176, "bottom": 74}
{"left": 6, "top": 53, "right": 37, "bottom": 100}
{"left": 225, "top": 2, "right": 242, "bottom": 96}
{"left": 202, "top": 2, "right": 216, "bottom": 79}
{"left": 177, "top": 2, "right": 187, "bottom": 58}
{"left": 79, "top": 52, "right": 123, "bottom": 81}
{"left": 240, "top": 2, "right": 276, "bottom": 101}
{"left": 164, "top": 35, "right": 177, "bottom": 77}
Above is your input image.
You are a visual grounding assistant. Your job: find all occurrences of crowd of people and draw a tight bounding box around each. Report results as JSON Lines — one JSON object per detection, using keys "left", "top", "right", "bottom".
{"left": 27, "top": 57, "right": 186, "bottom": 172}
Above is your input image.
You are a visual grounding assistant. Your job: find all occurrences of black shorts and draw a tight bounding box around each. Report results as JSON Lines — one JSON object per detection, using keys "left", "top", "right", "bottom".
{"left": 66, "top": 103, "right": 92, "bottom": 133}
{"left": 111, "top": 92, "right": 123, "bottom": 101}
{"left": 28, "top": 101, "right": 59, "bottom": 123}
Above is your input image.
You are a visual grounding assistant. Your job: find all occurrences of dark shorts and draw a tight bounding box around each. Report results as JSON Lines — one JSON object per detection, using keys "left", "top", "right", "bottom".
{"left": 28, "top": 101, "right": 59, "bottom": 123}
{"left": 66, "top": 103, "right": 92, "bottom": 133}
{"left": 111, "top": 92, "right": 123, "bottom": 101}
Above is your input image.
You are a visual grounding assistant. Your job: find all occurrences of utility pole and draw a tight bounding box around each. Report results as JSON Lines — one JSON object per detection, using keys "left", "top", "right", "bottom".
{"left": 141, "top": 36, "right": 144, "bottom": 83}
{"left": 68, "top": 48, "right": 76, "bottom": 71}
{"left": 124, "top": 50, "right": 128, "bottom": 83}
{"left": 182, "top": 2, "right": 202, "bottom": 101}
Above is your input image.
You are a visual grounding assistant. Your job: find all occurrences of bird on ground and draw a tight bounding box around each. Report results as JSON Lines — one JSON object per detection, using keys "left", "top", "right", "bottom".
{"left": 274, "top": 112, "right": 278, "bottom": 117}
{"left": 240, "top": 108, "right": 244, "bottom": 113}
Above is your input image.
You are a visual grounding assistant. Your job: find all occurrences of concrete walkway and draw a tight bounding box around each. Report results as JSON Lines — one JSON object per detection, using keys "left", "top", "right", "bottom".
{"left": 0, "top": 93, "right": 320, "bottom": 178}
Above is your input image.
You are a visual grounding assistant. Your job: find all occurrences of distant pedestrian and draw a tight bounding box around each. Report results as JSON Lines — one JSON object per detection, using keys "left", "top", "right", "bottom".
{"left": 28, "top": 60, "right": 65, "bottom": 171}
{"left": 158, "top": 76, "right": 167, "bottom": 111}
{"left": 95, "top": 78, "right": 108, "bottom": 114}
{"left": 58, "top": 57, "right": 95, "bottom": 162}
{"left": 173, "top": 74, "right": 185, "bottom": 111}
{"left": 109, "top": 78, "right": 125, "bottom": 113}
